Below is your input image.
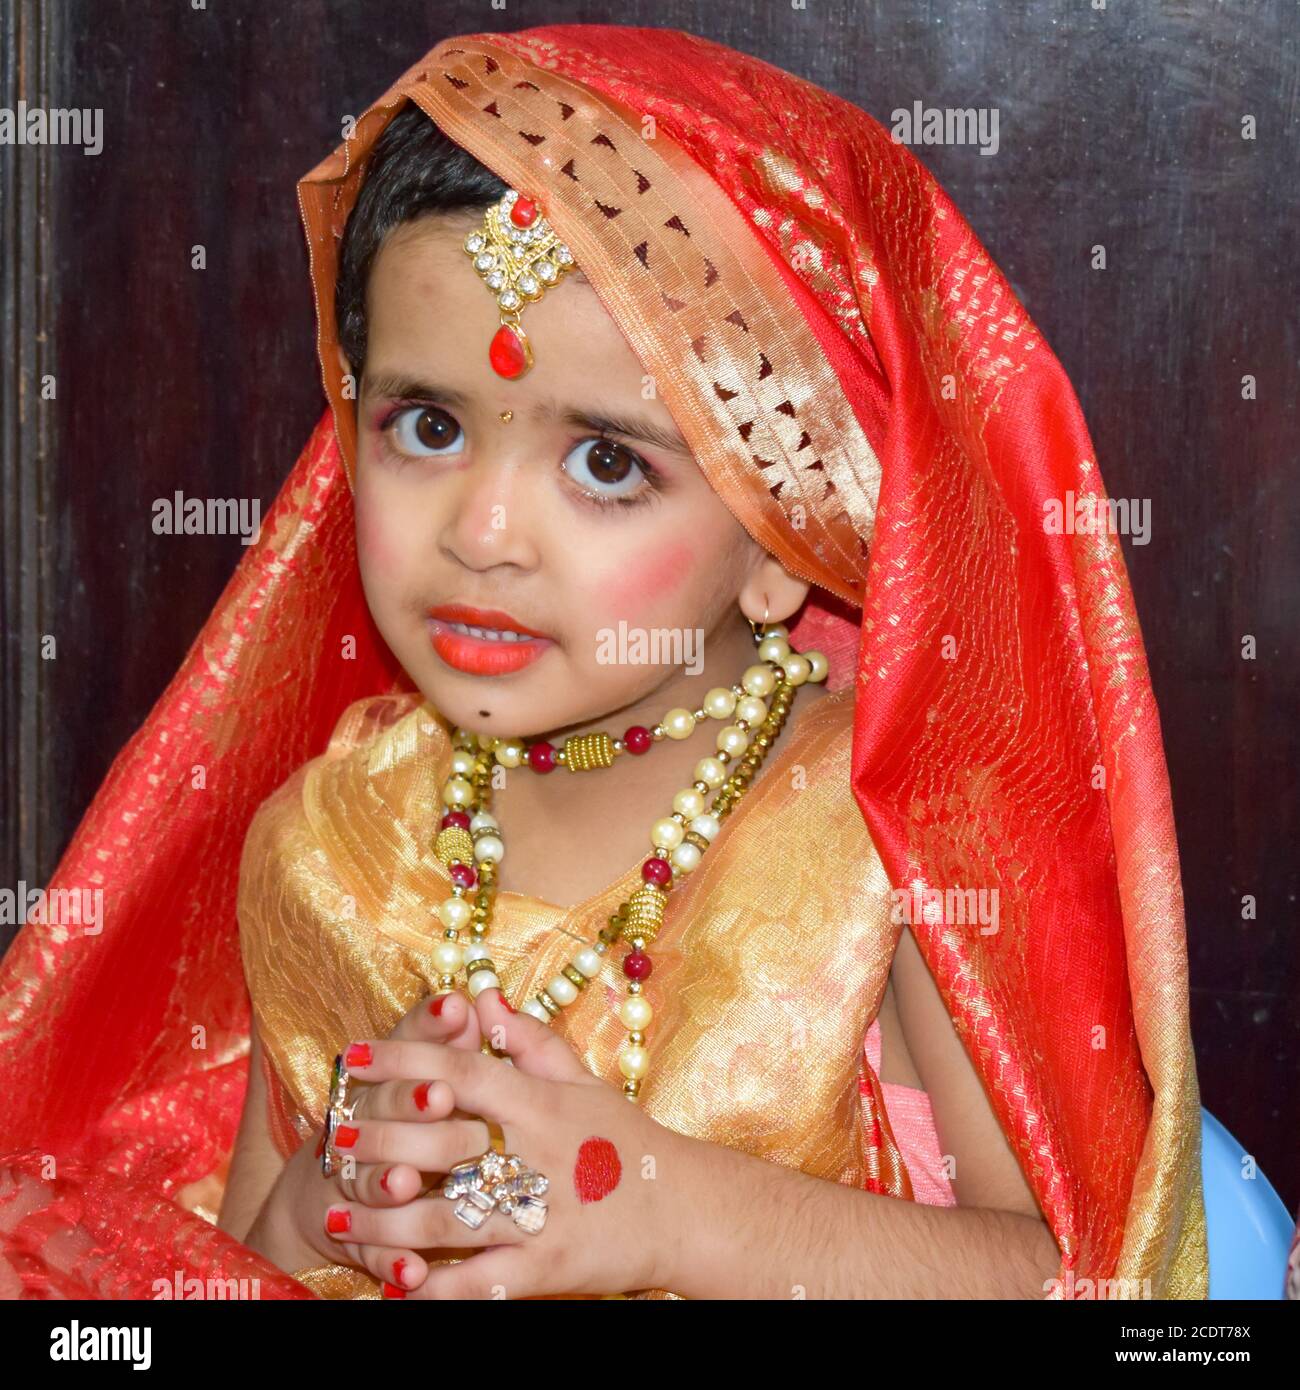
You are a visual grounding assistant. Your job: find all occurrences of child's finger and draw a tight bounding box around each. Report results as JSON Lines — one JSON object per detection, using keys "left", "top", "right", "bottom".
{"left": 365, "top": 1246, "right": 428, "bottom": 1297}
{"left": 350, "top": 1076, "right": 457, "bottom": 1125}
{"left": 388, "top": 989, "right": 482, "bottom": 1050}
{"left": 474, "top": 987, "right": 596, "bottom": 1084}
{"left": 352, "top": 1160, "right": 424, "bottom": 1207}
{"left": 327, "top": 1115, "right": 494, "bottom": 1173}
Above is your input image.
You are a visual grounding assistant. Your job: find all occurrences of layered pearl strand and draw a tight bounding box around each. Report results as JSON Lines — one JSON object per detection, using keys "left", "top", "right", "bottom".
{"left": 429, "top": 624, "right": 829, "bottom": 1100}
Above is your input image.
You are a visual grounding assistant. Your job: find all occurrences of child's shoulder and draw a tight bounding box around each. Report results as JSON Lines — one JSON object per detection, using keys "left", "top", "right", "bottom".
{"left": 786, "top": 679, "right": 857, "bottom": 768}
{"left": 320, "top": 689, "right": 431, "bottom": 760}
{"left": 241, "top": 690, "right": 434, "bottom": 853}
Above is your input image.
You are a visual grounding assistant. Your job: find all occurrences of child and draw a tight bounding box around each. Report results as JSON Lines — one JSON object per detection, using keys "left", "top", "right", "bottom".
{"left": 0, "top": 24, "right": 1206, "bottom": 1300}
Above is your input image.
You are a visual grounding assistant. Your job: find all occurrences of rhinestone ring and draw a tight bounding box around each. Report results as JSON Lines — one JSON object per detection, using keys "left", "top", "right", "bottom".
{"left": 441, "top": 1147, "right": 550, "bottom": 1235}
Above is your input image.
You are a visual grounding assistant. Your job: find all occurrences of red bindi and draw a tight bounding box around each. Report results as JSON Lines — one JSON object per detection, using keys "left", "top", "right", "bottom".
{"left": 573, "top": 1136, "right": 622, "bottom": 1204}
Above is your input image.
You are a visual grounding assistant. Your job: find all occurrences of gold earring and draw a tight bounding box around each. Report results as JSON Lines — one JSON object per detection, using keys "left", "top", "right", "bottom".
{"left": 746, "top": 601, "right": 771, "bottom": 642}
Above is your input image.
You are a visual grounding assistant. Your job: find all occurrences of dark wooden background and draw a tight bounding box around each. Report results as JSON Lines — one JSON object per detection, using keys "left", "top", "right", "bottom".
{"left": 2, "top": 1, "right": 1296, "bottom": 1209}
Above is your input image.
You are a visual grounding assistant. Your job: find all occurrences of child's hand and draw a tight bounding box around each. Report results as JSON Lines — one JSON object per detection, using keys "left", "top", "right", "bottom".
{"left": 260, "top": 990, "right": 485, "bottom": 1292}
{"left": 325, "top": 989, "right": 692, "bottom": 1300}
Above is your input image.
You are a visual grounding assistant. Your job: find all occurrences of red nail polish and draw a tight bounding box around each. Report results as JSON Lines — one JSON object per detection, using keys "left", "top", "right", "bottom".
{"left": 429, "top": 995, "right": 448, "bottom": 1017}
{"left": 381, "top": 1281, "right": 406, "bottom": 1299}
{"left": 393, "top": 1257, "right": 407, "bottom": 1285}
{"left": 379, "top": 1167, "right": 393, "bottom": 1194}
{"left": 334, "top": 1125, "right": 359, "bottom": 1148}
{"left": 326, "top": 1207, "right": 351, "bottom": 1235}
{"left": 497, "top": 990, "right": 516, "bottom": 1014}
{"left": 413, "top": 1082, "right": 431, "bottom": 1112}
{"left": 345, "top": 1042, "right": 372, "bottom": 1068}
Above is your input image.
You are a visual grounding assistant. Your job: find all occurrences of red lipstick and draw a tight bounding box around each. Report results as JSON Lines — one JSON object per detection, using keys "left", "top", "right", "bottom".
{"left": 426, "top": 603, "right": 553, "bottom": 677}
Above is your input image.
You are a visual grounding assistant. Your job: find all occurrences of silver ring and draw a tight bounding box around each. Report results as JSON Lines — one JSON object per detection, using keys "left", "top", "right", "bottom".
{"left": 321, "top": 1053, "right": 356, "bottom": 1178}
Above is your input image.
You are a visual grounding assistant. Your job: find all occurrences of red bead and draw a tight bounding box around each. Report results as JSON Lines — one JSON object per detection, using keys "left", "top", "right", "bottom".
{"left": 441, "top": 810, "right": 471, "bottom": 830}
{"left": 624, "top": 725, "right": 652, "bottom": 755}
{"left": 489, "top": 323, "right": 530, "bottom": 379}
{"left": 642, "top": 856, "right": 672, "bottom": 887}
{"left": 510, "top": 196, "right": 539, "bottom": 227}
{"left": 450, "top": 862, "right": 477, "bottom": 889}
{"left": 623, "top": 950, "right": 653, "bottom": 981}
{"left": 527, "top": 741, "right": 556, "bottom": 773}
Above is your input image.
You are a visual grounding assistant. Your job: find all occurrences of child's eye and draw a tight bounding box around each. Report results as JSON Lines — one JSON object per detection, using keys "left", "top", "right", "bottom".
{"left": 561, "top": 436, "right": 654, "bottom": 504}
{"left": 387, "top": 406, "right": 465, "bottom": 458}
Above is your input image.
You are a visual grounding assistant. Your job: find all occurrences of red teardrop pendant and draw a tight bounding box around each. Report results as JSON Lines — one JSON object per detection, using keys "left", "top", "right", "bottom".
{"left": 489, "top": 323, "right": 532, "bottom": 379}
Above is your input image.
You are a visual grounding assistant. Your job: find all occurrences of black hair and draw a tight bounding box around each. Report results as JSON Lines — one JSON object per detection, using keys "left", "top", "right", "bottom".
{"left": 335, "top": 101, "right": 509, "bottom": 375}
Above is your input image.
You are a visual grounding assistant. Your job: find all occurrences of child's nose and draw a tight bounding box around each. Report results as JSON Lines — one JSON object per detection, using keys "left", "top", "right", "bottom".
{"left": 439, "top": 451, "right": 540, "bottom": 572}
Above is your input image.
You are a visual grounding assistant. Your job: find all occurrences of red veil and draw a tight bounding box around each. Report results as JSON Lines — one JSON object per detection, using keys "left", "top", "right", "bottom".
{"left": 0, "top": 24, "right": 1206, "bottom": 1298}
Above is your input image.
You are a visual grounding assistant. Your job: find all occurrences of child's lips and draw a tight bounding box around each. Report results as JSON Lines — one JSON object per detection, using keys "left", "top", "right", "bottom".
{"left": 425, "top": 617, "right": 553, "bottom": 676}
{"left": 427, "top": 603, "right": 551, "bottom": 640}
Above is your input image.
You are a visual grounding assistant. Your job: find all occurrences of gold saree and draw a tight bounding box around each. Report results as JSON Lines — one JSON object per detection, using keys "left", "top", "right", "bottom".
{"left": 238, "top": 685, "right": 913, "bottom": 1298}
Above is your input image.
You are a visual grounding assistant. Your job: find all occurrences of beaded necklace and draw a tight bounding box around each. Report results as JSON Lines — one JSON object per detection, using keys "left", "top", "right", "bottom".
{"left": 429, "top": 623, "right": 828, "bottom": 1099}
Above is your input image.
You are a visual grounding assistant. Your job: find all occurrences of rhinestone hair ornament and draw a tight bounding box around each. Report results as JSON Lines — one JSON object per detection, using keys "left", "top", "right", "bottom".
{"left": 463, "top": 187, "right": 577, "bottom": 378}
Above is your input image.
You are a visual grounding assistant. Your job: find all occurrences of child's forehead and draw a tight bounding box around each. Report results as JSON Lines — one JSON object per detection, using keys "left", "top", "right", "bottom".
{"left": 365, "top": 225, "right": 638, "bottom": 400}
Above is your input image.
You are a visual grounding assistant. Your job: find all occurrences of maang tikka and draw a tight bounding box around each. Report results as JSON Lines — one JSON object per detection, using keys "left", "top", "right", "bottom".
{"left": 463, "top": 187, "right": 577, "bottom": 379}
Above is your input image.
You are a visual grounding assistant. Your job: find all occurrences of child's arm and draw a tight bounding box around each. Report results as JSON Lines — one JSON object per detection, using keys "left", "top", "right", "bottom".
{"left": 216, "top": 1020, "right": 293, "bottom": 1243}
{"left": 670, "top": 928, "right": 1059, "bottom": 1297}
{"left": 888, "top": 925, "right": 1047, "bottom": 1219}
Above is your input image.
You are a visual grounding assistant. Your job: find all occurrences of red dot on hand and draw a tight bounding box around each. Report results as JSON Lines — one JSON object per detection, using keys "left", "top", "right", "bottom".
{"left": 573, "top": 1136, "right": 622, "bottom": 1204}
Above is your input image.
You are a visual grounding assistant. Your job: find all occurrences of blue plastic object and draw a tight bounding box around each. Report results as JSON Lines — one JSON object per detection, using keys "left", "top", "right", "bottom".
{"left": 1201, "top": 1107, "right": 1293, "bottom": 1300}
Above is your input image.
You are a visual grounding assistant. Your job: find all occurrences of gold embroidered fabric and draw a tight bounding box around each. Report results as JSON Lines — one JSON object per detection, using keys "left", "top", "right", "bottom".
{"left": 238, "top": 685, "right": 906, "bottom": 1298}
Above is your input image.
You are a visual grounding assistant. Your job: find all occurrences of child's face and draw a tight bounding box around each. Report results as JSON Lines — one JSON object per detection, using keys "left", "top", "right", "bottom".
{"left": 350, "top": 213, "right": 789, "bottom": 739}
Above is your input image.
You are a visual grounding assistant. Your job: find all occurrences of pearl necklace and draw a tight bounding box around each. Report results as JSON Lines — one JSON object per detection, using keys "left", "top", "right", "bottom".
{"left": 494, "top": 716, "right": 694, "bottom": 775}
{"left": 429, "top": 624, "right": 829, "bottom": 1100}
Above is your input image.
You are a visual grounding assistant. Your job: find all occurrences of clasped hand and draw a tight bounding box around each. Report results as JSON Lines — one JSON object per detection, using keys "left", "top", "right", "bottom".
{"left": 281, "top": 988, "right": 693, "bottom": 1299}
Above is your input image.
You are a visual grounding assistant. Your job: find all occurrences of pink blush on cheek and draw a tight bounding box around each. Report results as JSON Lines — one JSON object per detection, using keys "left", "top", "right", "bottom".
{"left": 354, "top": 501, "right": 403, "bottom": 581}
{"left": 598, "top": 540, "right": 699, "bottom": 617}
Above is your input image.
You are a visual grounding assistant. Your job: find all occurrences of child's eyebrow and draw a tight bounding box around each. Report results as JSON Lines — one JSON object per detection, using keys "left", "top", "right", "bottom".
{"left": 541, "top": 401, "right": 693, "bottom": 458}
{"left": 361, "top": 371, "right": 693, "bottom": 459}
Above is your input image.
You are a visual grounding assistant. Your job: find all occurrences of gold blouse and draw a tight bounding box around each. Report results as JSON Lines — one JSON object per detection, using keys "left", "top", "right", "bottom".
{"left": 237, "top": 683, "right": 913, "bottom": 1298}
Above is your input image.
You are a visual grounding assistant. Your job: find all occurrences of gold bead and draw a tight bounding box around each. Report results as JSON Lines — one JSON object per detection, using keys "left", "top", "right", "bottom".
{"left": 623, "top": 1079, "right": 642, "bottom": 1099}
{"left": 465, "top": 956, "right": 497, "bottom": 976}
{"left": 434, "top": 826, "right": 474, "bottom": 866}
{"left": 561, "top": 963, "right": 588, "bottom": 990}
{"left": 683, "top": 830, "right": 710, "bottom": 853}
{"left": 563, "top": 731, "right": 616, "bottom": 772}
{"left": 622, "top": 883, "right": 666, "bottom": 946}
{"left": 538, "top": 991, "right": 561, "bottom": 1018}
{"left": 628, "top": 1030, "right": 645, "bottom": 1044}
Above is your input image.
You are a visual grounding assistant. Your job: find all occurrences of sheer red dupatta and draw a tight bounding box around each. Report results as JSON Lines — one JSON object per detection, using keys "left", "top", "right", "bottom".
{"left": 0, "top": 418, "right": 407, "bottom": 1297}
